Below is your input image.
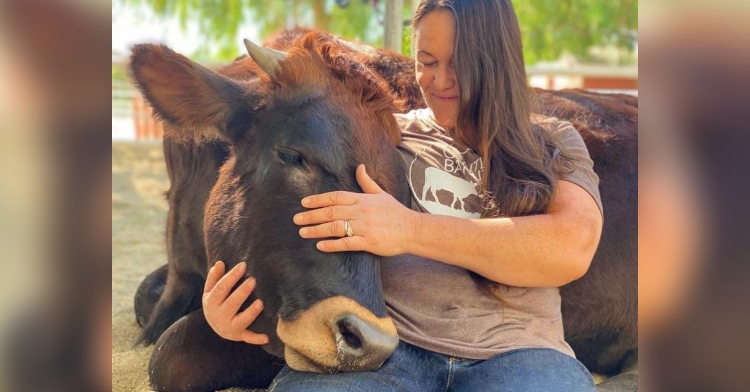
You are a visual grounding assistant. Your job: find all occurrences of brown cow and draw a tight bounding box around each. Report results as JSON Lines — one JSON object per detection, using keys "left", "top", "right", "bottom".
{"left": 131, "top": 32, "right": 410, "bottom": 391}
{"left": 132, "top": 29, "right": 637, "bottom": 391}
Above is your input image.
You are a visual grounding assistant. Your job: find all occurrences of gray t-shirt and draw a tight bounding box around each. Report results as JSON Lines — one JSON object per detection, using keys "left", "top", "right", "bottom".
{"left": 383, "top": 108, "right": 601, "bottom": 360}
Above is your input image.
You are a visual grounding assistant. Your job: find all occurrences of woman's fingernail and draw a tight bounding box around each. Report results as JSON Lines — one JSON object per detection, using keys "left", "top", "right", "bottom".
{"left": 293, "top": 214, "right": 304, "bottom": 223}
{"left": 317, "top": 242, "right": 326, "bottom": 251}
{"left": 301, "top": 197, "right": 310, "bottom": 206}
{"left": 256, "top": 300, "right": 264, "bottom": 309}
{"left": 238, "top": 262, "right": 246, "bottom": 271}
{"left": 299, "top": 228, "right": 308, "bottom": 236}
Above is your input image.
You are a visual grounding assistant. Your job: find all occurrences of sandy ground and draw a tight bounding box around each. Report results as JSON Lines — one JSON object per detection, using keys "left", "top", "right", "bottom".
{"left": 112, "top": 142, "right": 257, "bottom": 392}
{"left": 112, "top": 141, "right": 170, "bottom": 392}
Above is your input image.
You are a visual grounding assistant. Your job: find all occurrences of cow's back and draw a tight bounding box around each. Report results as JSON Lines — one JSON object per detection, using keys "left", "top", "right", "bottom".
{"left": 535, "top": 88, "right": 638, "bottom": 375}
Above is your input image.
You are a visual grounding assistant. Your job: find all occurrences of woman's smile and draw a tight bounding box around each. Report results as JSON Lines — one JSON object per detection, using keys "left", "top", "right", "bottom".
{"left": 432, "top": 93, "right": 460, "bottom": 101}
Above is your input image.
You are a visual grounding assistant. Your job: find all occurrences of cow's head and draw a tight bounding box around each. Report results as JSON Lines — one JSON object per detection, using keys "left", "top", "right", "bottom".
{"left": 129, "top": 33, "right": 408, "bottom": 372}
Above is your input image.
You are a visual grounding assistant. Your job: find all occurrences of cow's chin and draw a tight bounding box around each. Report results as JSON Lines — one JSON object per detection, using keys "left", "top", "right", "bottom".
{"left": 284, "top": 346, "right": 335, "bottom": 373}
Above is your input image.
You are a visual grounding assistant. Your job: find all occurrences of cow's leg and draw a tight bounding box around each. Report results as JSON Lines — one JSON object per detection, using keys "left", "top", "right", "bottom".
{"left": 137, "top": 267, "right": 203, "bottom": 345}
{"left": 134, "top": 264, "right": 168, "bottom": 328}
{"left": 149, "top": 310, "right": 284, "bottom": 392}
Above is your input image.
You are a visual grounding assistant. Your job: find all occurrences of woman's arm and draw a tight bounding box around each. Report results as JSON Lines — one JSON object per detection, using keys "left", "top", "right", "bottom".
{"left": 295, "top": 165, "right": 602, "bottom": 288}
{"left": 407, "top": 180, "right": 602, "bottom": 287}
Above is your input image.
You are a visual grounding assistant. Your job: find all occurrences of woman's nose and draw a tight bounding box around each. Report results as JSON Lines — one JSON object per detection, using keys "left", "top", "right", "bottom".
{"left": 430, "top": 64, "right": 453, "bottom": 90}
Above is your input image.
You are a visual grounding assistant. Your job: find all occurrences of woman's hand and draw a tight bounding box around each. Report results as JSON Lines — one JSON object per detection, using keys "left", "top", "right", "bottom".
{"left": 294, "top": 164, "right": 418, "bottom": 256}
{"left": 202, "top": 261, "right": 269, "bottom": 345}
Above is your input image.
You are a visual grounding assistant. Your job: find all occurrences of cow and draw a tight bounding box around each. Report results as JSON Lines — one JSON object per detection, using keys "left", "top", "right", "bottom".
{"left": 131, "top": 29, "right": 637, "bottom": 391}
{"left": 133, "top": 28, "right": 421, "bottom": 345}
{"left": 131, "top": 32, "right": 412, "bottom": 390}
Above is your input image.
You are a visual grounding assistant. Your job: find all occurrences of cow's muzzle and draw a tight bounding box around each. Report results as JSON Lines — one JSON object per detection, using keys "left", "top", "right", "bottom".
{"left": 277, "top": 296, "right": 398, "bottom": 373}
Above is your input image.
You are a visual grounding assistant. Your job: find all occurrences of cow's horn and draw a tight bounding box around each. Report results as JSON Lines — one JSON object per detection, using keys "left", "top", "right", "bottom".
{"left": 243, "top": 38, "right": 287, "bottom": 78}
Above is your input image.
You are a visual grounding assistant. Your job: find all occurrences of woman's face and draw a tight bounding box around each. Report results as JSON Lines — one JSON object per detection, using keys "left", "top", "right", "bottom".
{"left": 414, "top": 10, "right": 460, "bottom": 129}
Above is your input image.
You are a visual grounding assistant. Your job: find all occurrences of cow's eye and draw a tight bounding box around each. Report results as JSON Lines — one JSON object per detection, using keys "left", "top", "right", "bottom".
{"left": 276, "top": 148, "right": 305, "bottom": 167}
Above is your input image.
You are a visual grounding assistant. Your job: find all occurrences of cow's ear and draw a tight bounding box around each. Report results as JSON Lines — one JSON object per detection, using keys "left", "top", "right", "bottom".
{"left": 129, "top": 44, "right": 257, "bottom": 143}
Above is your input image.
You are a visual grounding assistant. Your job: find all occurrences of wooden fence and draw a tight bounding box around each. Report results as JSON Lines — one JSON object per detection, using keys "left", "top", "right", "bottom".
{"left": 527, "top": 65, "right": 638, "bottom": 95}
{"left": 112, "top": 80, "right": 164, "bottom": 140}
{"left": 131, "top": 93, "right": 165, "bottom": 140}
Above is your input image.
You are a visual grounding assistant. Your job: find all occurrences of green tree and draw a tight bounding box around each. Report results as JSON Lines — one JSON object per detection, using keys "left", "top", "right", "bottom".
{"left": 118, "top": 0, "right": 386, "bottom": 61}
{"left": 116, "top": 0, "right": 636, "bottom": 64}
{"left": 515, "top": 0, "right": 638, "bottom": 64}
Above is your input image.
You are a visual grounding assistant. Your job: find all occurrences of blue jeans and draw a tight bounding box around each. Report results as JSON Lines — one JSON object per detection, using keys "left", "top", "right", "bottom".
{"left": 269, "top": 341, "right": 594, "bottom": 391}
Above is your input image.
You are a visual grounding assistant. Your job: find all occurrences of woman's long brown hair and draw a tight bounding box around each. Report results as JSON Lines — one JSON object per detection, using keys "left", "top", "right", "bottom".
{"left": 413, "top": 0, "right": 571, "bottom": 219}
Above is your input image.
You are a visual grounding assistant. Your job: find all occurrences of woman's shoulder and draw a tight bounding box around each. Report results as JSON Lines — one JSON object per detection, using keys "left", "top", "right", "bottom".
{"left": 531, "top": 113, "right": 573, "bottom": 130}
{"left": 532, "top": 116, "right": 602, "bottom": 213}
{"left": 531, "top": 113, "right": 580, "bottom": 144}
{"left": 530, "top": 113, "right": 558, "bottom": 126}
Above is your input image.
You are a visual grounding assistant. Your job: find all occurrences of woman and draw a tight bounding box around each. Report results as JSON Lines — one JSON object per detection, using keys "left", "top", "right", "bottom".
{"left": 203, "top": 0, "right": 602, "bottom": 390}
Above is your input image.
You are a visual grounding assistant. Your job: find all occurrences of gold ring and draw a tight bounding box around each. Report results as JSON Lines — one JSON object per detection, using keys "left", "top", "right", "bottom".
{"left": 343, "top": 220, "right": 354, "bottom": 237}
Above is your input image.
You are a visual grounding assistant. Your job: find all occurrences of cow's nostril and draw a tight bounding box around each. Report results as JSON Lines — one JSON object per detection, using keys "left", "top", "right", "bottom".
{"left": 332, "top": 312, "right": 398, "bottom": 372}
{"left": 337, "top": 319, "right": 363, "bottom": 349}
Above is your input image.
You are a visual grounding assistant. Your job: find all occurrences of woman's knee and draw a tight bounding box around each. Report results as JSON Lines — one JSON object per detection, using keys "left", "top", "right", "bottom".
{"left": 504, "top": 349, "right": 594, "bottom": 391}
{"left": 457, "top": 349, "right": 594, "bottom": 392}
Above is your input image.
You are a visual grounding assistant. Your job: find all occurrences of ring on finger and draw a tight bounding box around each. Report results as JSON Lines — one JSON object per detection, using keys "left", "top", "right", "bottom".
{"left": 343, "top": 220, "right": 354, "bottom": 237}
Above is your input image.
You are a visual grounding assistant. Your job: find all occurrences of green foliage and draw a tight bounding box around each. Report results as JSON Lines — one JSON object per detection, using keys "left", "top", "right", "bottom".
{"left": 514, "top": 0, "right": 638, "bottom": 64}
{"left": 117, "top": 0, "right": 387, "bottom": 61}
{"left": 116, "top": 0, "right": 637, "bottom": 64}
{"left": 402, "top": 24, "right": 412, "bottom": 57}
{"left": 327, "top": 1, "right": 384, "bottom": 46}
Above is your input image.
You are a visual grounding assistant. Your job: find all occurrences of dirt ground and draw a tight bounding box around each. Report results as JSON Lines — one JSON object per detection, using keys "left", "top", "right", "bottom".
{"left": 112, "top": 142, "right": 254, "bottom": 392}
{"left": 112, "top": 141, "right": 170, "bottom": 392}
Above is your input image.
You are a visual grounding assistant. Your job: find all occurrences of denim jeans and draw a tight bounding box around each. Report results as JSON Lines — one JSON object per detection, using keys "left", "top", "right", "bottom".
{"left": 269, "top": 341, "right": 594, "bottom": 391}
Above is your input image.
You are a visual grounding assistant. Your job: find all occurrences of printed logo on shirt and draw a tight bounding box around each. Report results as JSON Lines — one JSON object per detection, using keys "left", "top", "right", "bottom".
{"left": 408, "top": 143, "right": 484, "bottom": 218}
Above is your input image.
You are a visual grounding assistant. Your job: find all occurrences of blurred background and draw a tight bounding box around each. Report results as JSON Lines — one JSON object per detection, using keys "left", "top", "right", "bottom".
{"left": 1, "top": 0, "right": 749, "bottom": 391}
